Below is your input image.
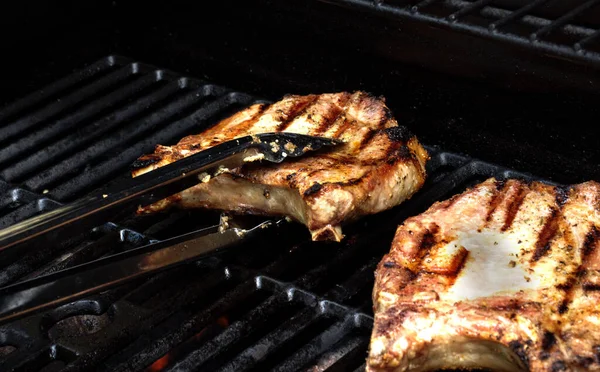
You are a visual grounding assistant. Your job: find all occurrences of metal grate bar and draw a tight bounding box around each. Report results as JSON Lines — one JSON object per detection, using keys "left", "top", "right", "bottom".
{"left": 488, "top": 0, "right": 551, "bottom": 30}
{"left": 23, "top": 230, "right": 131, "bottom": 279}
{"left": 448, "top": 0, "right": 493, "bottom": 21}
{"left": 258, "top": 237, "right": 327, "bottom": 280}
{"left": 0, "top": 191, "right": 162, "bottom": 288}
{"left": 162, "top": 295, "right": 288, "bottom": 372}
{"left": 0, "top": 187, "right": 39, "bottom": 216}
{"left": 0, "top": 56, "right": 119, "bottom": 125}
{"left": 352, "top": 363, "right": 368, "bottom": 372}
{"left": 531, "top": 0, "right": 600, "bottom": 41}
{"left": 0, "top": 72, "right": 163, "bottom": 180}
{"left": 324, "top": 256, "right": 379, "bottom": 304}
{"left": 411, "top": 0, "right": 440, "bottom": 12}
{"left": 23, "top": 87, "right": 234, "bottom": 198}
{"left": 320, "top": 0, "right": 600, "bottom": 79}
{"left": 0, "top": 197, "right": 60, "bottom": 230}
{"left": 293, "top": 243, "right": 367, "bottom": 292}
{"left": 45, "top": 93, "right": 249, "bottom": 200}
{"left": 104, "top": 274, "right": 254, "bottom": 372}
{"left": 302, "top": 335, "right": 367, "bottom": 372}
{"left": 270, "top": 318, "right": 356, "bottom": 372}
{"left": 575, "top": 28, "right": 600, "bottom": 50}
{"left": 0, "top": 64, "right": 141, "bottom": 146}
{"left": 118, "top": 261, "right": 236, "bottom": 309}
{"left": 216, "top": 309, "right": 319, "bottom": 372}
{"left": 16, "top": 81, "right": 200, "bottom": 193}
{"left": 291, "top": 226, "right": 396, "bottom": 296}
{"left": 0, "top": 344, "right": 58, "bottom": 372}
{"left": 0, "top": 79, "right": 184, "bottom": 184}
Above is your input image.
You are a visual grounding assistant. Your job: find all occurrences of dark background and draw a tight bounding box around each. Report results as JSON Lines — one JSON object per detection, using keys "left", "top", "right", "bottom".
{"left": 1, "top": 0, "right": 599, "bottom": 184}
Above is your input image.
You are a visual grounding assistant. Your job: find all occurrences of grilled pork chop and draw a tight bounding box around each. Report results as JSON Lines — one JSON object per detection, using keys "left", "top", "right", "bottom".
{"left": 131, "top": 91, "right": 429, "bottom": 241}
{"left": 368, "top": 177, "right": 600, "bottom": 371}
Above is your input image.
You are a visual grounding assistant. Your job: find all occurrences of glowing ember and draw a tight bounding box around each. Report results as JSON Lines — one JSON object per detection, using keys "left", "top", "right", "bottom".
{"left": 144, "top": 315, "right": 230, "bottom": 371}
{"left": 147, "top": 354, "right": 169, "bottom": 372}
{"left": 216, "top": 316, "right": 229, "bottom": 327}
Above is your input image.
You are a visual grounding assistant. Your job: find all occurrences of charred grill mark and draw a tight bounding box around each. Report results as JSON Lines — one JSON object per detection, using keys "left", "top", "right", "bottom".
{"left": 594, "top": 345, "right": 600, "bottom": 363}
{"left": 358, "top": 130, "right": 377, "bottom": 150}
{"left": 508, "top": 340, "right": 530, "bottom": 369}
{"left": 233, "top": 103, "right": 270, "bottom": 132}
{"left": 386, "top": 144, "right": 414, "bottom": 165}
{"left": 304, "top": 182, "right": 323, "bottom": 197}
{"left": 404, "top": 224, "right": 441, "bottom": 274}
{"left": 333, "top": 117, "right": 355, "bottom": 138}
{"left": 334, "top": 177, "right": 363, "bottom": 187}
{"left": 276, "top": 96, "right": 319, "bottom": 131}
{"left": 501, "top": 184, "right": 527, "bottom": 232}
{"left": 551, "top": 360, "right": 567, "bottom": 372}
{"left": 377, "top": 305, "right": 417, "bottom": 336}
{"left": 542, "top": 331, "right": 557, "bottom": 353}
{"left": 583, "top": 225, "right": 600, "bottom": 258}
{"left": 421, "top": 225, "right": 440, "bottom": 248}
{"left": 575, "top": 355, "right": 594, "bottom": 368}
{"left": 531, "top": 207, "right": 560, "bottom": 263}
{"left": 438, "top": 193, "right": 463, "bottom": 211}
{"left": 378, "top": 107, "right": 394, "bottom": 127}
{"left": 315, "top": 111, "right": 344, "bottom": 135}
{"left": 131, "top": 155, "right": 161, "bottom": 170}
{"left": 384, "top": 126, "right": 413, "bottom": 143}
{"left": 487, "top": 299, "right": 529, "bottom": 312}
{"left": 583, "top": 283, "right": 600, "bottom": 291}
{"left": 555, "top": 185, "right": 571, "bottom": 208}
{"left": 416, "top": 224, "right": 440, "bottom": 267}
{"left": 445, "top": 250, "right": 469, "bottom": 286}
{"left": 477, "top": 301, "right": 535, "bottom": 321}
{"left": 560, "top": 225, "right": 600, "bottom": 310}
{"left": 583, "top": 268, "right": 600, "bottom": 290}
{"left": 285, "top": 174, "right": 300, "bottom": 188}
{"left": 557, "top": 269, "right": 578, "bottom": 314}
{"left": 484, "top": 180, "right": 508, "bottom": 226}
{"left": 314, "top": 96, "right": 351, "bottom": 135}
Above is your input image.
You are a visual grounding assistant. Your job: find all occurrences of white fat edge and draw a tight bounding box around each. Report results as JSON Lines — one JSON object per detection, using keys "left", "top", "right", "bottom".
{"left": 378, "top": 291, "right": 399, "bottom": 305}
{"left": 515, "top": 315, "right": 538, "bottom": 342}
{"left": 214, "top": 165, "right": 233, "bottom": 177}
{"left": 370, "top": 337, "right": 388, "bottom": 356}
{"left": 400, "top": 312, "right": 441, "bottom": 343}
{"left": 243, "top": 153, "right": 265, "bottom": 162}
{"left": 587, "top": 314, "right": 600, "bottom": 326}
{"left": 442, "top": 229, "right": 541, "bottom": 302}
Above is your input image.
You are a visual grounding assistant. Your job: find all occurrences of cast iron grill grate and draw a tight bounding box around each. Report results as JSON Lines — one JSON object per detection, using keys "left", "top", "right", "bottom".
{"left": 317, "top": 0, "right": 600, "bottom": 64}
{"left": 0, "top": 56, "right": 551, "bottom": 371}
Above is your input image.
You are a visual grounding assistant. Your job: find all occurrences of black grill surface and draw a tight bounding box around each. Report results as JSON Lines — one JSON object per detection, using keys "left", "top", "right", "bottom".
{"left": 321, "top": 0, "right": 600, "bottom": 68}
{"left": 0, "top": 56, "right": 556, "bottom": 372}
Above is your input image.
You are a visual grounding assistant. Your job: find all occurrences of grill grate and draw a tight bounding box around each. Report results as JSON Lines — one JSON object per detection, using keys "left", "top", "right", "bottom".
{"left": 317, "top": 0, "right": 600, "bottom": 64}
{"left": 0, "top": 56, "right": 553, "bottom": 371}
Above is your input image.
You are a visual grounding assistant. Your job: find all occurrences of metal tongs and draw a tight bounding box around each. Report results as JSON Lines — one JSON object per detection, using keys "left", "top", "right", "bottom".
{"left": 0, "top": 132, "right": 342, "bottom": 326}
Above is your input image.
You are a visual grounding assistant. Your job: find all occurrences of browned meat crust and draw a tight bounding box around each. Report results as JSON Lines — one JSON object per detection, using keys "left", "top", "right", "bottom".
{"left": 131, "top": 91, "right": 429, "bottom": 241}
{"left": 368, "top": 177, "right": 600, "bottom": 371}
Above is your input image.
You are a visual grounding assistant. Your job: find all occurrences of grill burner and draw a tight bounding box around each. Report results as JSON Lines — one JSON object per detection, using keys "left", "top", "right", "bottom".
{"left": 0, "top": 56, "right": 556, "bottom": 371}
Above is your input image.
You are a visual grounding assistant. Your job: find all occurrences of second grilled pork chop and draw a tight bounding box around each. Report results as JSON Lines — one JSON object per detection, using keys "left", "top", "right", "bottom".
{"left": 368, "top": 177, "right": 600, "bottom": 371}
{"left": 131, "top": 91, "right": 429, "bottom": 241}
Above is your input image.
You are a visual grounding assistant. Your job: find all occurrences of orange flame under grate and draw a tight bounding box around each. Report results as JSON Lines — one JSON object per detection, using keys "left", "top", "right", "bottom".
{"left": 146, "top": 316, "right": 229, "bottom": 372}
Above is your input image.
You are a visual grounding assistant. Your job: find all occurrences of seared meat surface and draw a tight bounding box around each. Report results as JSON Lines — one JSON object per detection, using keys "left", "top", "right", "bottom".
{"left": 132, "top": 91, "right": 429, "bottom": 241}
{"left": 368, "top": 177, "right": 600, "bottom": 371}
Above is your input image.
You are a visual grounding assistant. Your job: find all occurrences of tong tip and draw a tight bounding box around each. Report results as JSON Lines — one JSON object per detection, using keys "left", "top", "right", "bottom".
{"left": 256, "top": 133, "right": 343, "bottom": 163}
